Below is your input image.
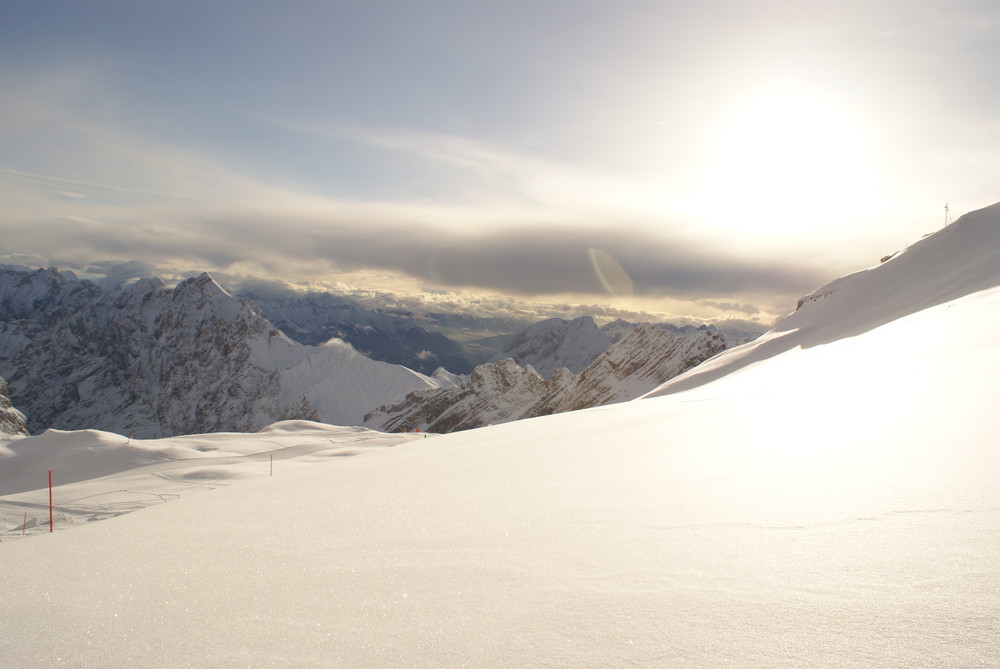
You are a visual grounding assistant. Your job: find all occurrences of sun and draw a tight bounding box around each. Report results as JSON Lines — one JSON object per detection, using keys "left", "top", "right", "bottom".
{"left": 696, "top": 87, "right": 878, "bottom": 246}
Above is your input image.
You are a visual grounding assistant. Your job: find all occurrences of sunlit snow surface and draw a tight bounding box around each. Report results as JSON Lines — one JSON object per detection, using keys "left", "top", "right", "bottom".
{"left": 2, "top": 207, "right": 1000, "bottom": 667}
{"left": 0, "top": 422, "right": 418, "bottom": 532}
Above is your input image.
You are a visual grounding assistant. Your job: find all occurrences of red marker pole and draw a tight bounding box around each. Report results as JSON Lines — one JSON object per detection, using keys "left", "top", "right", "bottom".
{"left": 48, "top": 470, "right": 53, "bottom": 532}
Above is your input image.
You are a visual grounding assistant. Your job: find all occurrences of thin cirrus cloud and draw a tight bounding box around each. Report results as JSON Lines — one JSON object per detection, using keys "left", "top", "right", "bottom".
{"left": 261, "top": 117, "right": 670, "bottom": 215}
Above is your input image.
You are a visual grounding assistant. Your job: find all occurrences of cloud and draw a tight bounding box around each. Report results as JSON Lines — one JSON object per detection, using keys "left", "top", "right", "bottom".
{"left": 228, "top": 277, "right": 302, "bottom": 301}
{"left": 0, "top": 65, "right": 826, "bottom": 323}
{"left": 84, "top": 259, "right": 159, "bottom": 286}
{"left": 0, "top": 166, "right": 206, "bottom": 202}
{"left": 696, "top": 299, "right": 762, "bottom": 315}
{"left": 3, "top": 164, "right": 822, "bottom": 319}
{"left": 165, "top": 208, "right": 823, "bottom": 303}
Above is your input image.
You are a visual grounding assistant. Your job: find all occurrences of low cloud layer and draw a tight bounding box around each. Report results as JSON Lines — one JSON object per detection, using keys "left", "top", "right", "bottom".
{"left": 1, "top": 186, "right": 824, "bottom": 316}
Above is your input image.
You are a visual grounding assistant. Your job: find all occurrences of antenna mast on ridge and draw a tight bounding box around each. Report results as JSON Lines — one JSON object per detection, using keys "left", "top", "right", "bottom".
{"left": 944, "top": 203, "right": 951, "bottom": 227}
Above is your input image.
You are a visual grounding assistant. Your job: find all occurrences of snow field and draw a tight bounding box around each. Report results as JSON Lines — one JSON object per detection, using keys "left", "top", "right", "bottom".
{"left": 0, "top": 423, "right": 422, "bottom": 540}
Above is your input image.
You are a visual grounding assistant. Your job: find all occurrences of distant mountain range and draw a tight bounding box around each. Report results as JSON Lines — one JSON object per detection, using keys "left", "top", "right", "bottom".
{"left": 487, "top": 314, "right": 754, "bottom": 378}
{"left": 240, "top": 291, "right": 758, "bottom": 377}
{"left": 0, "top": 268, "right": 443, "bottom": 437}
{"left": 0, "top": 266, "right": 756, "bottom": 438}
{"left": 238, "top": 290, "right": 498, "bottom": 375}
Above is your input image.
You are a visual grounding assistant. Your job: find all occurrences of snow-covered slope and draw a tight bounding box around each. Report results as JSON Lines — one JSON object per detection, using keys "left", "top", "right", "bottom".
{"left": 647, "top": 203, "right": 1000, "bottom": 399}
{"left": 277, "top": 337, "right": 439, "bottom": 426}
{"left": 365, "top": 324, "right": 729, "bottom": 432}
{"left": 0, "top": 270, "right": 440, "bottom": 437}
{"left": 2, "top": 205, "right": 1000, "bottom": 667}
{"left": 0, "top": 421, "right": 422, "bottom": 523}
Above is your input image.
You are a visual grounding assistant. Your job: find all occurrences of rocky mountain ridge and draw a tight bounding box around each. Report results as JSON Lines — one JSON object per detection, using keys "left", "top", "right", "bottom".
{"left": 491, "top": 315, "right": 755, "bottom": 379}
{"left": 0, "top": 268, "right": 439, "bottom": 437}
{"left": 365, "top": 324, "right": 729, "bottom": 432}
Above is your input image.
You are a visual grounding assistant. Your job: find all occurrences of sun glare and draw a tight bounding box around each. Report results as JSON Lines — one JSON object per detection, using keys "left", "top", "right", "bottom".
{"left": 696, "top": 88, "right": 878, "bottom": 246}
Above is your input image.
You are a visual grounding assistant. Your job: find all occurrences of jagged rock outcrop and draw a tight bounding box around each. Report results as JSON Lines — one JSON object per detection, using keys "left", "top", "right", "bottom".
{"left": 366, "top": 324, "right": 730, "bottom": 433}
{"left": 0, "top": 376, "right": 29, "bottom": 436}
{"left": 489, "top": 315, "right": 747, "bottom": 380}
{"left": 556, "top": 323, "right": 727, "bottom": 411}
{"left": 364, "top": 359, "right": 545, "bottom": 433}
{"left": 0, "top": 267, "right": 439, "bottom": 437}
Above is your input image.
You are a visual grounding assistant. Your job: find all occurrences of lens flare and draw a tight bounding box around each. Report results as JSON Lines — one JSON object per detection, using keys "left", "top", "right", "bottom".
{"left": 587, "top": 248, "right": 633, "bottom": 297}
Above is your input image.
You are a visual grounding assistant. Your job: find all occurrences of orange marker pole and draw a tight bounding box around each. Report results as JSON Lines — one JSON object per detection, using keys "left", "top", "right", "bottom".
{"left": 48, "top": 470, "right": 53, "bottom": 532}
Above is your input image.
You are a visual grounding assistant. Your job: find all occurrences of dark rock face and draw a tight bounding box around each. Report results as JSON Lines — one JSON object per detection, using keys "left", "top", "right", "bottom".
{"left": 0, "top": 376, "right": 29, "bottom": 436}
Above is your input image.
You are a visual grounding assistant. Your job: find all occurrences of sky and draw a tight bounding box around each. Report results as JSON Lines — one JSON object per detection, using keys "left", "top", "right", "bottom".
{"left": 2, "top": 0, "right": 1000, "bottom": 327}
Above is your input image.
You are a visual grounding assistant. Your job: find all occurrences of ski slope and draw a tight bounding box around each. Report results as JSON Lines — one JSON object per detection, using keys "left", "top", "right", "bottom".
{"left": 2, "top": 206, "right": 1000, "bottom": 667}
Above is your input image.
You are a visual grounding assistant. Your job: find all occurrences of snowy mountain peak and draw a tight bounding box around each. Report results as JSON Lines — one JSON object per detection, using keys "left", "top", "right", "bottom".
{"left": 597, "top": 318, "right": 640, "bottom": 343}
{"left": 492, "top": 315, "right": 615, "bottom": 377}
{"left": 0, "top": 266, "right": 94, "bottom": 320}
{"left": 167, "top": 273, "right": 246, "bottom": 322}
{"left": 431, "top": 367, "right": 465, "bottom": 388}
{"left": 0, "top": 267, "right": 441, "bottom": 437}
{"left": 193, "top": 272, "right": 233, "bottom": 296}
{"left": 471, "top": 358, "right": 545, "bottom": 394}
